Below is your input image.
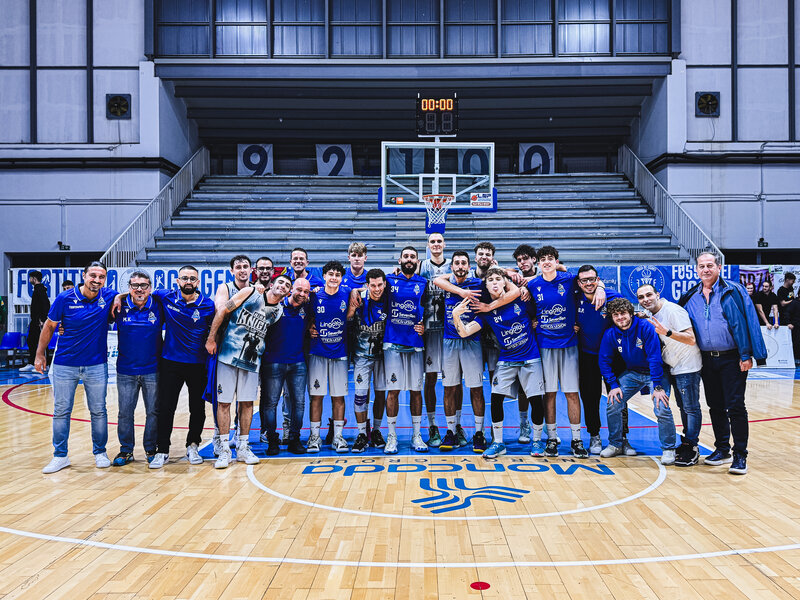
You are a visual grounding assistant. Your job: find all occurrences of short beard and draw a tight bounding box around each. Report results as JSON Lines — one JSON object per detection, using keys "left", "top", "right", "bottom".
{"left": 180, "top": 284, "right": 196, "bottom": 295}
{"left": 400, "top": 261, "right": 417, "bottom": 275}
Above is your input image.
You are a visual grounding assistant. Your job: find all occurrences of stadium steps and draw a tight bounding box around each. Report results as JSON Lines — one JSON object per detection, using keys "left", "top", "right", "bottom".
{"left": 136, "top": 172, "right": 686, "bottom": 268}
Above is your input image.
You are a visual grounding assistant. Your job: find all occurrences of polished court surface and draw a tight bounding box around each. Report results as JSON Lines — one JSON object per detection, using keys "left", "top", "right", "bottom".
{"left": 1, "top": 366, "right": 800, "bottom": 599}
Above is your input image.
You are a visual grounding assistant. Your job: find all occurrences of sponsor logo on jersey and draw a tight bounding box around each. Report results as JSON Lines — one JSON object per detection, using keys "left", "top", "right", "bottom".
{"left": 390, "top": 373, "right": 398, "bottom": 383}
{"left": 557, "top": 283, "right": 565, "bottom": 296}
{"left": 192, "top": 308, "right": 200, "bottom": 322}
{"left": 328, "top": 318, "right": 344, "bottom": 330}
{"left": 340, "top": 300, "right": 346, "bottom": 312}
{"left": 98, "top": 297, "right": 106, "bottom": 308}
{"left": 513, "top": 303, "right": 521, "bottom": 315}
{"left": 636, "top": 337, "right": 643, "bottom": 349}
{"left": 414, "top": 284, "right": 421, "bottom": 295}
{"left": 508, "top": 322, "right": 524, "bottom": 335}
{"left": 148, "top": 311, "right": 156, "bottom": 324}
{"left": 356, "top": 374, "right": 363, "bottom": 383}
{"left": 313, "top": 379, "right": 320, "bottom": 389}
{"left": 398, "top": 300, "right": 416, "bottom": 312}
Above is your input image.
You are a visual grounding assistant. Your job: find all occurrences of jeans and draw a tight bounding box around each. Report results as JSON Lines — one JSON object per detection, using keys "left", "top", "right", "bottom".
{"left": 260, "top": 361, "right": 307, "bottom": 438}
{"left": 606, "top": 370, "right": 676, "bottom": 450}
{"left": 116, "top": 372, "right": 158, "bottom": 454}
{"left": 663, "top": 370, "right": 702, "bottom": 447}
{"left": 155, "top": 359, "right": 207, "bottom": 453}
{"left": 700, "top": 352, "right": 749, "bottom": 455}
{"left": 51, "top": 363, "right": 109, "bottom": 457}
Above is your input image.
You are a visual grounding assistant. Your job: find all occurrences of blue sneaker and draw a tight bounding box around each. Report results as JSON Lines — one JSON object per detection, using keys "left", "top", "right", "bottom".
{"left": 112, "top": 452, "right": 133, "bottom": 466}
{"left": 729, "top": 452, "right": 747, "bottom": 475}
{"left": 482, "top": 442, "right": 506, "bottom": 460}
{"left": 704, "top": 449, "right": 733, "bottom": 466}
{"left": 530, "top": 440, "right": 545, "bottom": 457}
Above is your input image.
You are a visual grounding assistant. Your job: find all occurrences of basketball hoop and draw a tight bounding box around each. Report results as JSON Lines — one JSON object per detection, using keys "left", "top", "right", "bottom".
{"left": 423, "top": 193, "right": 455, "bottom": 234}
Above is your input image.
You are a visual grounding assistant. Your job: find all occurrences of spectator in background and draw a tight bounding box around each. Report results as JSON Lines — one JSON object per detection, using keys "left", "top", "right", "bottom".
{"left": 62, "top": 280, "right": 75, "bottom": 291}
{"left": 755, "top": 279, "right": 780, "bottom": 329}
{"left": 745, "top": 282, "right": 756, "bottom": 303}
{"left": 786, "top": 296, "right": 800, "bottom": 366}
{"left": 777, "top": 273, "right": 796, "bottom": 325}
{"left": 20, "top": 270, "right": 50, "bottom": 373}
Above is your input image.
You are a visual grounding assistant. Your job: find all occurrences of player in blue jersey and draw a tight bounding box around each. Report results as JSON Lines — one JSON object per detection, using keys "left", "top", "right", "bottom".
{"left": 418, "top": 232, "right": 451, "bottom": 447}
{"left": 383, "top": 247, "right": 428, "bottom": 454}
{"left": 147, "top": 265, "right": 216, "bottom": 469}
{"left": 574, "top": 264, "right": 629, "bottom": 456}
{"left": 112, "top": 271, "right": 163, "bottom": 466}
{"left": 206, "top": 274, "right": 292, "bottom": 468}
{"left": 342, "top": 241, "right": 368, "bottom": 291}
{"left": 306, "top": 261, "right": 351, "bottom": 453}
{"left": 288, "top": 247, "right": 324, "bottom": 290}
{"left": 526, "top": 246, "right": 606, "bottom": 458}
{"left": 433, "top": 251, "right": 487, "bottom": 452}
{"left": 347, "top": 268, "right": 389, "bottom": 452}
{"left": 261, "top": 277, "right": 312, "bottom": 455}
{"left": 452, "top": 267, "right": 543, "bottom": 459}
{"left": 36, "top": 261, "right": 118, "bottom": 474}
{"left": 598, "top": 298, "right": 677, "bottom": 465}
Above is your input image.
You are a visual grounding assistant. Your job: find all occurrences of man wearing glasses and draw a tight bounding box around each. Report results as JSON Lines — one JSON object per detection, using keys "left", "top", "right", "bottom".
{"left": 112, "top": 271, "right": 163, "bottom": 466}
{"left": 255, "top": 256, "right": 274, "bottom": 291}
{"left": 149, "top": 265, "right": 216, "bottom": 469}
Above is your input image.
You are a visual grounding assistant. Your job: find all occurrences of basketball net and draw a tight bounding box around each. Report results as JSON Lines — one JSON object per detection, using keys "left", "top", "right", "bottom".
{"left": 423, "top": 193, "right": 455, "bottom": 234}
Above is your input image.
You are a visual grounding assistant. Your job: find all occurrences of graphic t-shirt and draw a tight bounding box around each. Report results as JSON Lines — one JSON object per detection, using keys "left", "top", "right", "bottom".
{"left": 419, "top": 258, "right": 451, "bottom": 331}
{"left": 218, "top": 289, "right": 283, "bottom": 372}
{"left": 352, "top": 291, "right": 388, "bottom": 359}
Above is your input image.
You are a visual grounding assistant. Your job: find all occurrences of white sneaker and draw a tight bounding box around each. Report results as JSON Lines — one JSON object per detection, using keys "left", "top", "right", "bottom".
{"left": 42, "top": 456, "right": 70, "bottom": 474}
{"left": 332, "top": 435, "right": 349, "bottom": 453}
{"left": 589, "top": 435, "right": 602, "bottom": 455}
{"left": 661, "top": 449, "right": 676, "bottom": 465}
{"left": 411, "top": 432, "right": 428, "bottom": 453}
{"left": 237, "top": 444, "right": 260, "bottom": 464}
{"left": 384, "top": 433, "right": 398, "bottom": 454}
{"left": 94, "top": 452, "right": 111, "bottom": 468}
{"left": 306, "top": 433, "right": 322, "bottom": 453}
{"left": 517, "top": 421, "right": 532, "bottom": 444}
{"left": 19, "top": 364, "right": 37, "bottom": 373}
{"left": 214, "top": 450, "right": 231, "bottom": 469}
{"left": 186, "top": 443, "right": 203, "bottom": 465}
{"left": 229, "top": 432, "right": 239, "bottom": 449}
{"left": 600, "top": 445, "right": 622, "bottom": 458}
{"left": 212, "top": 435, "right": 223, "bottom": 457}
{"left": 622, "top": 439, "right": 638, "bottom": 456}
{"left": 149, "top": 452, "right": 169, "bottom": 469}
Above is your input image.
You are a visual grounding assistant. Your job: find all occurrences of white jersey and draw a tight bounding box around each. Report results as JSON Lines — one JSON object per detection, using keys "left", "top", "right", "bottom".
{"left": 644, "top": 300, "right": 702, "bottom": 375}
{"left": 419, "top": 258, "right": 451, "bottom": 331}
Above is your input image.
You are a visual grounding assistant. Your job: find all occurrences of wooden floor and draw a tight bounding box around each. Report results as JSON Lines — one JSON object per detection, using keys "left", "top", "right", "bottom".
{"left": 1, "top": 371, "right": 800, "bottom": 600}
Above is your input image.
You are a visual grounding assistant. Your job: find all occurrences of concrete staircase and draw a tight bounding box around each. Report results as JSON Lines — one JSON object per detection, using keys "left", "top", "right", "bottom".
{"left": 137, "top": 173, "right": 685, "bottom": 268}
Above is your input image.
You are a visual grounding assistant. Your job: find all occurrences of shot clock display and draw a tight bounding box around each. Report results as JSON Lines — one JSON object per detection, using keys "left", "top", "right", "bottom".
{"left": 416, "top": 94, "right": 458, "bottom": 136}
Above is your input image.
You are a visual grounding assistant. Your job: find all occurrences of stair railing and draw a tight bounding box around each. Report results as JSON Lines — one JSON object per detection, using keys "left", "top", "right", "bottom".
{"left": 618, "top": 145, "right": 724, "bottom": 263}
{"left": 101, "top": 147, "right": 210, "bottom": 268}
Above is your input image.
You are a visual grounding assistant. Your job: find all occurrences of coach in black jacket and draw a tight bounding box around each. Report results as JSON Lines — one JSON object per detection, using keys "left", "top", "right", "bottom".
{"left": 21, "top": 271, "right": 50, "bottom": 372}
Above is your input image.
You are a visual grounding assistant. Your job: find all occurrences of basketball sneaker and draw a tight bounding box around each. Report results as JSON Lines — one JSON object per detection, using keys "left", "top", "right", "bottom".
{"left": 112, "top": 452, "right": 134, "bottom": 466}
{"left": 529, "top": 440, "right": 545, "bottom": 457}
{"left": 42, "top": 456, "right": 70, "bottom": 474}
{"left": 149, "top": 452, "right": 169, "bottom": 469}
{"left": 427, "top": 425, "right": 442, "bottom": 447}
{"left": 544, "top": 438, "right": 559, "bottom": 457}
{"left": 621, "top": 438, "right": 637, "bottom": 456}
{"left": 411, "top": 432, "right": 429, "bottom": 453}
{"left": 19, "top": 364, "right": 37, "bottom": 373}
{"left": 729, "top": 453, "right": 747, "bottom": 475}
{"left": 266, "top": 434, "right": 281, "bottom": 456}
{"left": 333, "top": 435, "right": 350, "bottom": 453}
{"left": 661, "top": 449, "right": 676, "bottom": 465}
{"left": 439, "top": 430, "right": 457, "bottom": 451}
{"left": 352, "top": 433, "right": 369, "bottom": 453}
{"left": 674, "top": 444, "right": 699, "bottom": 467}
{"left": 483, "top": 442, "right": 507, "bottom": 460}
{"left": 384, "top": 433, "right": 398, "bottom": 455}
{"left": 600, "top": 445, "right": 622, "bottom": 458}
{"left": 237, "top": 444, "right": 260, "bottom": 465}
{"left": 571, "top": 439, "right": 589, "bottom": 459}
{"left": 94, "top": 452, "right": 111, "bottom": 468}
{"left": 589, "top": 435, "right": 602, "bottom": 455}
{"left": 185, "top": 443, "right": 203, "bottom": 465}
{"left": 455, "top": 424, "right": 469, "bottom": 447}
{"left": 325, "top": 418, "right": 335, "bottom": 445}
{"left": 214, "top": 449, "right": 231, "bottom": 469}
{"left": 306, "top": 433, "right": 322, "bottom": 453}
{"left": 472, "top": 431, "right": 488, "bottom": 453}
{"left": 212, "top": 434, "right": 223, "bottom": 457}
{"left": 287, "top": 437, "right": 307, "bottom": 455}
{"left": 229, "top": 432, "right": 239, "bottom": 449}
{"left": 517, "top": 421, "right": 532, "bottom": 444}
{"left": 370, "top": 428, "right": 386, "bottom": 448}
{"left": 704, "top": 449, "right": 732, "bottom": 465}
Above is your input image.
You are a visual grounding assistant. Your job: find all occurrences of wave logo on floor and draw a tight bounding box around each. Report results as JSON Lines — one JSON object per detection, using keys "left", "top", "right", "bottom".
{"left": 411, "top": 478, "right": 530, "bottom": 514}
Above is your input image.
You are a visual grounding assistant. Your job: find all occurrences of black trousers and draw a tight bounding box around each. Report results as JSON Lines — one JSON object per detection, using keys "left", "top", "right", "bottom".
{"left": 155, "top": 358, "right": 207, "bottom": 453}
{"left": 26, "top": 322, "right": 41, "bottom": 365}
{"left": 700, "top": 352, "right": 749, "bottom": 456}
{"left": 578, "top": 350, "right": 628, "bottom": 437}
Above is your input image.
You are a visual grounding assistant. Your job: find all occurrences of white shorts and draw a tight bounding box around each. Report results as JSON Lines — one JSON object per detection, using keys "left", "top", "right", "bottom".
{"left": 308, "top": 355, "right": 349, "bottom": 397}
{"left": 442, "top": 337, "right": 484, "bottom": 388}
{"left": 483, "top": 344, "right": 499, "bottom": 373}
{"left": 492, "top": 360, "right": 544, "bottom": 398}
{"left": 353, "top": 355, "right": 386, "bottom": 394}
{"left": 383, "top": 349, "right": 424, "bottom": 392}
{"left": 424, "top": 330, "right": 444, "bottom": 373}
{"left": 541, "top": 346, "right": 580, "bottom": 394}
{"left": 216, "top": 361, "right": 259, "bottom": 404}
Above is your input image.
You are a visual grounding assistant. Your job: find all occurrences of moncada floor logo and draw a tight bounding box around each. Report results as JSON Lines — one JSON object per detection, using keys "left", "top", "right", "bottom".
{"left": 412, "top": 478, "right": 530, "bottom": 514}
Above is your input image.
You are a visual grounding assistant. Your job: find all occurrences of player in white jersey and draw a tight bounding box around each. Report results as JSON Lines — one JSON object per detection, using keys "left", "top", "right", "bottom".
{"left": 418, "top": 232, "right": 451, "bottom": 447}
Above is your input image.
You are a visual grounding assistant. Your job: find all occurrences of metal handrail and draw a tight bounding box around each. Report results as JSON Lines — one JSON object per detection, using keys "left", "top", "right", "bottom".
{"left": 618, "top": 145, "right": 724, "bottom": 264}
{"left": 101, "top": 147, "right": 210, "bottom": 268}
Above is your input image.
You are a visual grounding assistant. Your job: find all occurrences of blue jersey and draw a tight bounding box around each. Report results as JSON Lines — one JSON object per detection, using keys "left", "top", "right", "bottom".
{"left": 309, "top": 287, "right": 349, "bottom": 359}
{"left": 477, "top": 299, "right": 540, "bottom": 362}
{"left": 443, "top": 275, "right": 482, "bottom": 341}
{"left": 263, "top": 297, "right": 311, "bottom": 364}
{"left": 576, "top": 289, "right": 622, "bottom": 355}
{"left": 153, "top": 288, "right": 216, "bottom": 364}
{"left": 115, "top": 296, "right": 163, "bottom": 375}
{"left": 527, "top": 272, "right": 580, "bottom": 349}
{"left": 290, "top": 267, "right": 324, "bottom": 290}
{"left": 48, "top": 286, "right": 117, "bottom": 367}
{"left": 598, "top": 316, "right": 664, "bottom": 388}
{"left": 384, "top": 273, "right": 426, "bottom": 349}
{"left": 341, "top": 268, "right": 366, "bottom": 293}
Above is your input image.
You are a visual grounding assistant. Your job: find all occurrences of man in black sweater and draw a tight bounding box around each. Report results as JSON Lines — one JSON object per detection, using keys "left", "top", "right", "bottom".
{"left": 20, "top": 270, "right": 50, "bottom": 372}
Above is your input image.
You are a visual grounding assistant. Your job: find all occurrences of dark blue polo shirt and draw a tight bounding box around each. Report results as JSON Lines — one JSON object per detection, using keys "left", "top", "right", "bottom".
{"left": 152, "top": 288, "right": 215, "bottom": 364}
{"left": 48, "top": 286, "right": 117, "bottom": 367}
{"left": 115, "top": 296, "right": 164, "bottom": 375}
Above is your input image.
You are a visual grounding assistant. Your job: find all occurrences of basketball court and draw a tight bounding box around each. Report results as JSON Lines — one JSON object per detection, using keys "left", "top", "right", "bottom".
{"left": 2, "top": 365, "right": 800, "bottom": 599}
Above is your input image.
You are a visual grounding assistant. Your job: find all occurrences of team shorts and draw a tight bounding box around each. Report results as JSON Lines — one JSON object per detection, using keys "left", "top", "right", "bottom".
{"left": 483, "top": 344, "right": 499, "bottom": 373}
{"left": 307, "top": 355, "right": 349, "bottom": 397}
{"left": 216, "top": 361, "right": 259, "bottom": 404}
{"left": 424, "top": 329, "right": 444, "bottom": 373}
{"left": 541, "top": 346, "right": 580, "bottom": 393}
{"left": 353, "top": 355, "right": 386, "bottom": 394}
{"left": 492, "top": 360, "right": 544, "bottom": 399}
{"left": 442, "top": 337, "right": 484, "bottom": 388}
{"left": 383, "top": 348, "right": 424, "bottom": 392}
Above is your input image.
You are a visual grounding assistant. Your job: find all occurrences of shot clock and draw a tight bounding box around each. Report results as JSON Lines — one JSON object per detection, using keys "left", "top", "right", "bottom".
{"left": 416, "top": 93, "right": 458, "bottom": 137}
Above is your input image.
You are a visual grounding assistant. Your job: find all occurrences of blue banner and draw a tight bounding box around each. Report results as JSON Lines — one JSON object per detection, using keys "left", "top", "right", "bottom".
{"left": 620, "top": 264, "right": 739, "bottom": 304}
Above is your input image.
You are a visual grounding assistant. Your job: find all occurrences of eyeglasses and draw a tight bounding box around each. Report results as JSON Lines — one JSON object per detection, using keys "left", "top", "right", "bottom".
{"left": 129, "top": 283, "right": 151, "bottom": 290}
{"left": 178, "top": 276, "right": 198, "bottom": 283}
{"left": 578, "top": 277, "right": 598, "bottom": 284}
{"left": 256, "top": 267, "right": 273, "bottom": 272}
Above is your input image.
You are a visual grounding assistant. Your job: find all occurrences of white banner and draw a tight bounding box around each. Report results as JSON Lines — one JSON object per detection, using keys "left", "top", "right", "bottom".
{"left": 316, "top": 144, "right": 354, "bottom": 176}
{"left": 518, "top": 142, "right": 555, "bottom": 174}
{"left": 457, "top": 148, "right": 490, "bottom": 175}
{"left": 388, "top": 147, "right": 423, "bottom": 174}
{"left": 757, "top": 326, "right": 795, "bottom": 368}
{"left": 237, "top": 144, "right": 274, "bottom": 176}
